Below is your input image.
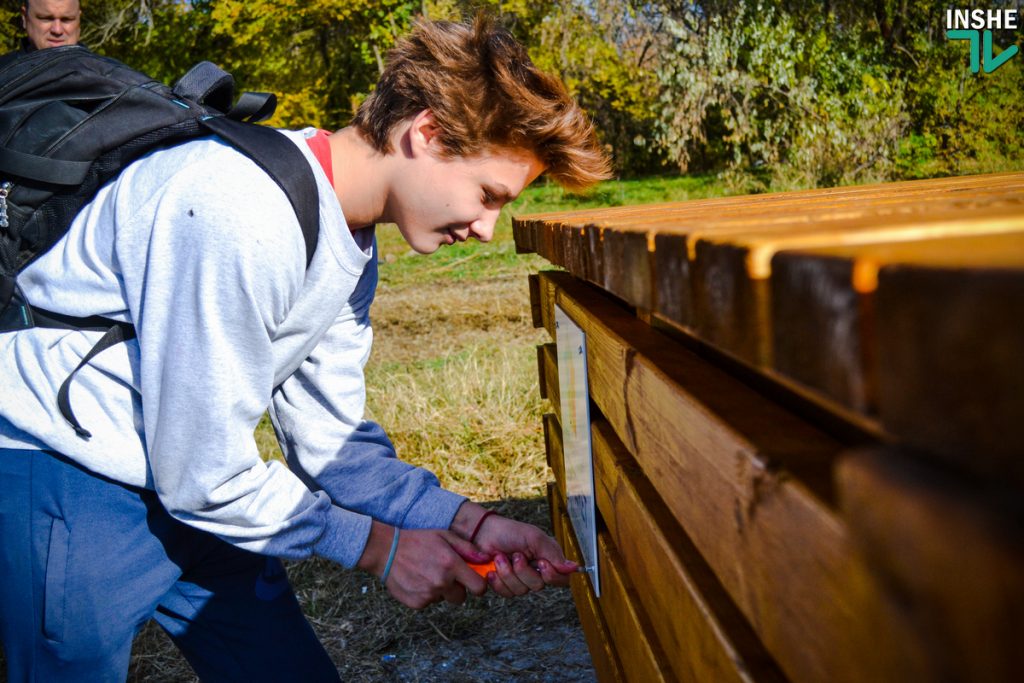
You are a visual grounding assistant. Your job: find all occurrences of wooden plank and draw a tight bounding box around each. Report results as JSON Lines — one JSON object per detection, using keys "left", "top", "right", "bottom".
{"left": 595, "top": 532, "right": 673, "bottom": 683}
{"left": 536, "top": 343, "right": 549, "bottom": 401}
{"left": 543, "top": 411, "right": 565, "bottom": 498}
{"left": 585, "top": 225, "right": 605, "bottom": 286}
{"left": 601, "top": 230, "right": 654, "bottom": 310}
{"left": 652, "top": 232, "right": 692, "bottom": 327}
{"left": 536, "top": 270, "right": 933, "bottom": 683}
{"left": 533, "top": 268, "right": 558, "bottom": 336}
{"left": 591, "top": 418, "right": 787, "bottom": 683}
{"left": 549, "top": 483, "right": 625, "bottom": 683}
{"left": 875, "top": 261, "right": 1024, "bottom": 485}
{"left": 528, "top": 273, "right": 543, "bottom": 328}
{"left": 771, "top": 231, "right": 1024, "bottom": 420}
{"left": 538, "top": 341, "right": 560, "bottom": 422}
{"left": 837, "top": 449, "right": 1024, "bottom": 682}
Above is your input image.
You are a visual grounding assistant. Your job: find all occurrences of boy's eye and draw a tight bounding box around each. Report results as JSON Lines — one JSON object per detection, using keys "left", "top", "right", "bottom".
{"left": 482, "top": 189, "right": 497, "bottom": 205}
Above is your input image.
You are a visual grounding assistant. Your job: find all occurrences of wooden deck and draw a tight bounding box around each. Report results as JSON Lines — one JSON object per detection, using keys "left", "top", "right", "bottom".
{"left": 515, "top": 171, "right": 1024, "bottom": 683}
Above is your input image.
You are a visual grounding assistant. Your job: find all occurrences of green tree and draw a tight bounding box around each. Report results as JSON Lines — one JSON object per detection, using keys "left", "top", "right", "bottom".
{"left": 654, "top": 2, "right": 907, "bottom": 189}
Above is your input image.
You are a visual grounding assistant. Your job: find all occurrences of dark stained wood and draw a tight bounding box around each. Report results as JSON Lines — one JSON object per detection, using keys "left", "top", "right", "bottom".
{"left": 652, "top": 232, "right": 692, "bottom": 327}
{"left": 837, "top": 449, "right": 1024, "bottom": 683}
{"left": 536, "top": 343, "right": 550, "bottom": 401}
{"left": 875, "top": 261, "right": 1024, "bottom": 484}
{"left": 591, "top": 418, "right": 788, "bottom": 683}
{"left": 513, "top": 175, "right": 1023, "bottom": 331}
{"left": 689, "top": 206, "right": 1024, "bottom": 368}
{"left": 513, "top": 172, "right": 1024, "bottom": 241}
{"left": 516, "top": 174, "right": 1024, "bottom": 462}
{"left": 771, "top": 232, "right": 1024, "bottom": 423}
{"left": 601, "top": 230, "right": 654, "bottom": 310}
{"left": 528, "top": 273, "right": 543, "bottom": 328}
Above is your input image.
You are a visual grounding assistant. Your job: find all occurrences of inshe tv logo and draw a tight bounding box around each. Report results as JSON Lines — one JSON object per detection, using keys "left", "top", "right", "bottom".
{"left": 945, "top": 8, "right": 1020, "bottom": 73}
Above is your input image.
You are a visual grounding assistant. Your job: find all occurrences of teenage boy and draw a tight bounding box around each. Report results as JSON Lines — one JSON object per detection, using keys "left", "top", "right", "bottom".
{"left": 0, "top": 15, "right": 611, "bottom": 683}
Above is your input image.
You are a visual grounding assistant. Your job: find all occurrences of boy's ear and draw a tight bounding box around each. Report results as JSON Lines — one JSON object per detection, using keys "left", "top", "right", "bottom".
{"left": 408, "top": 109, "right": 444, "bottom": 156}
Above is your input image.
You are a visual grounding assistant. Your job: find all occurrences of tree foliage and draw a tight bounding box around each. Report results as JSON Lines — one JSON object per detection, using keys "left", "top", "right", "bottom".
{"left": 2, "top": 0, "right": 1021, "bottom": 186}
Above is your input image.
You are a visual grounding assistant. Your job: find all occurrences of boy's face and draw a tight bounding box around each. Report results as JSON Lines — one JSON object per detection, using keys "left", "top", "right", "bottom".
{"left": 22, "top": 0, "right": 81, "bottom": 50}
{"left": 386, "top": 114, "right": 544, "bottom": 254}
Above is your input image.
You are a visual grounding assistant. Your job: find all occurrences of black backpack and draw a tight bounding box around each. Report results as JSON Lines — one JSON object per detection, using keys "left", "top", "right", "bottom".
{"left": 0, "top": 45, "right": 321, "bottom": 437}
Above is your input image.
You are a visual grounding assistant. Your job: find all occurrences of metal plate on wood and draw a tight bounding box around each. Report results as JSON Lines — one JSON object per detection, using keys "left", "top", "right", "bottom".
{"left": 555, "top": 304, "right": 601, "bottom": 597}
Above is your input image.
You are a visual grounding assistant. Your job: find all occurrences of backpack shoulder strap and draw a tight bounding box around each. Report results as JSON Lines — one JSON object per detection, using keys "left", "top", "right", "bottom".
{"left": 200, "top": 117, "right": 320, "bottom": 267}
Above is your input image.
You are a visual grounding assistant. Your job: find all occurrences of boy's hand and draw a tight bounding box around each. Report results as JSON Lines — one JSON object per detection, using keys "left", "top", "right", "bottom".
{"left": 358, "top": 522, "right": 489, "bottom": 609}
{"left": 451, "top": 502, "right": 579, "bottom": 597}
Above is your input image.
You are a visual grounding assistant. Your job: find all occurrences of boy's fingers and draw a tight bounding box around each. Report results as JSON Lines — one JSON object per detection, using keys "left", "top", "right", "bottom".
{"left": 535, "top": 559, "right": 571, "bottom": 587}
{"left": 512, "top": 552, "right": 545, "bottom": 592}
{"left": 486, "top": 572, "right": 515, "bottom": 598}
{"left": 493, "top": 553, "right": 531, "bottom": 596}
{"left": 446, "top": 531, "right": 491, "bottom": 564}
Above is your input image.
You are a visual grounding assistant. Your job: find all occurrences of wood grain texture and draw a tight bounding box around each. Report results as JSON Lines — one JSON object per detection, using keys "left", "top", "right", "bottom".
{"left": 515, "top": 177, "right": 1024, "bottom": 362}
{"left": 528, "top": 273, "right": 543, "bottom": 328}
{"left": 548, "top": 483, "right": 625, "bottom": 683}
{"left": 875, "top": 261, "right": 1024, "bottom": 485}
{"left": 837, "top": 449, "right": 1024, "bottom": 683}
{"left": 595, "top": 531, "right": 673, "bottom": 683}
{"left": 592, "top": 418, "right": 787, "bottom": 683}
{"left": 771, "top": 231, "right": 1024, "bottom": 423}
{"left": 536, "top": 270, "right": 934, "bottom": 683}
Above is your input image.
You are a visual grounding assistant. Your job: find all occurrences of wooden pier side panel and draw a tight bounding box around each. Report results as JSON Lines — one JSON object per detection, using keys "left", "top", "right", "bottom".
{"left": 837, "top": 450, "right": 1024, "bottom": 682}
{"left": 518, "top": 172, "right": 1024, "bottom": 683}
{"left": 532, "top": 271, "right": 934, "bottom": 683}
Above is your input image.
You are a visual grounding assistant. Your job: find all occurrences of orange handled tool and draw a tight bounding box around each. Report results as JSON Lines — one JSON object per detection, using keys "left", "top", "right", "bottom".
{"left": 468, "top": 560, "right": 587, "bottom": 577}
{"left": 468, "top": 560, "right": 498, "bottom": 577}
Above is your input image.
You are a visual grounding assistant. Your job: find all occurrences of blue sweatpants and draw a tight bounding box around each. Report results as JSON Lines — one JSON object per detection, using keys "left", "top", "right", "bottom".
{"left": 0, "top": 448, "right": 340, "bottom": 682}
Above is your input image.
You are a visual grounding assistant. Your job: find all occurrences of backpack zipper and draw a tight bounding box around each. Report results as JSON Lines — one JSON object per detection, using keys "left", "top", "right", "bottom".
{"left": 0, "top": 181, "right": 11, "bottom": 229}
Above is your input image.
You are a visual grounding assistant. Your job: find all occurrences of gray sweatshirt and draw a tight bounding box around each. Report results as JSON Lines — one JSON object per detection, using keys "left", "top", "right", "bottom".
{"left": 0, "top": 128, "right": 465, "bottom": 568}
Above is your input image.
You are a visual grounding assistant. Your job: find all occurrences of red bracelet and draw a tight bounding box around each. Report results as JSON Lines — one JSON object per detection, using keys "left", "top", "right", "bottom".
{"left": 469, "top": 510, "right": 497, "bottom": 543}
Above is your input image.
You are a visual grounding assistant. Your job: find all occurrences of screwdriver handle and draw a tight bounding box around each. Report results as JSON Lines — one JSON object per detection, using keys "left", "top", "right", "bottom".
{"left": 467, "top": 559, "right": 587, "bottom": 577}
{"left": 468, "top": 560, "right": 497, "bottom": 577}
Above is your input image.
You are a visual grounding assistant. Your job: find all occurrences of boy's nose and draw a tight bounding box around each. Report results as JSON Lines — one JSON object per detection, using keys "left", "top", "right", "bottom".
{"left": 470, "top": 209, "right": 500, "bottom": 243}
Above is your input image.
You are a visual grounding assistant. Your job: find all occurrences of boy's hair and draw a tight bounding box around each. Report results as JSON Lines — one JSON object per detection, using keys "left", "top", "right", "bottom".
{"left": 353, "top": 15, "right": 611, "bottom": 191}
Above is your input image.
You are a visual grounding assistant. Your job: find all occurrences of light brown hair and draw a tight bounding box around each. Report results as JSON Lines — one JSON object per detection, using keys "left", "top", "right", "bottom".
{"left": 353, "top": 15, "right": 611, "bottom": 191}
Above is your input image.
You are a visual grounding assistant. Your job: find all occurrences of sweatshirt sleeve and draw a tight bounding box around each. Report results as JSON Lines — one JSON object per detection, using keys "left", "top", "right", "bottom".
{"left": 269, "top": 248, "right": 466, "bottom": 531}
{"left": 118, "top": 148, "right": 372, "bottom": 568}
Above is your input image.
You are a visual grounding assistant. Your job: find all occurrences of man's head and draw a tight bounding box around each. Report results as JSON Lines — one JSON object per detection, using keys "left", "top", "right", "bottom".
{"left": 353, "top": 16, "right": 611, "bottom": 194}
{"left": 21, "top": 0, "right": 81, "bottom": 50}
